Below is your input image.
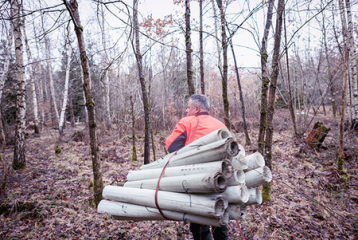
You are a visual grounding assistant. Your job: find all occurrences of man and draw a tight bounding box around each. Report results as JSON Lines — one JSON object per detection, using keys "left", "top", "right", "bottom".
{"left": 166, "top": 94, "right": 230, "bottom": 240}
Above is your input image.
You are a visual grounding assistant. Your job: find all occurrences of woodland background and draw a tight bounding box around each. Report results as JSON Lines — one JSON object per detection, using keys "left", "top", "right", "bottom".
{"left": 0, "top": 0, "right": 358, "bottom": 239}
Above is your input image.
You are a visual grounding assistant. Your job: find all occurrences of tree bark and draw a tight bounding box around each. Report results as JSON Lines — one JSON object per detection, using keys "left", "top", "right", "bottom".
{"left": 185, "top": 0, "right": 195, "bottom": 95}
{"left": 59, "top": 35, "right": 72, "bottom": 136}
{"left": 64, "top": 0, "right": 103, "bottom": 206}
{"left": 337, "top": 0, "right": 349, "bottom": 172}
{"left": 283, "top": 7, "right": 297, "bottom": 137}
{"left": 258, "top": 0, "right": 275, "bottom": 154}
{"left": 22, "top": 6, "right": 39, "bottom": 134}
{"left": 199, "top": 0, "right": 205, "bottom": 94}
{"left": 262, "top": 0, "right": 285, "bottom": 202}
{"left": 130, "top": 96, "right": 137, "bottom": 162}
{"left": 133, "top": 0, "right": 150, "bottom": 164}
{"left": 305, "top": 122, "right": 331, "bottom": 150}
{"left": 11, "top": 0, "right": 27, "bottom": 170}
{"left": 216, "top": 0, "right": 231, "bottom": 129}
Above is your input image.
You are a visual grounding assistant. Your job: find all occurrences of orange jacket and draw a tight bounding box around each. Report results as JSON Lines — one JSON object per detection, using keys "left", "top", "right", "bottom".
{"left": 166, "top": 112, "right": 227, "bottom": 153}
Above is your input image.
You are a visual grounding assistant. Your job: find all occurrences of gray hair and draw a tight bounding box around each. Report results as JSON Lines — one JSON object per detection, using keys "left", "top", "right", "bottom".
{"left": 190, "top": 94, "right": 210, "bottom": 111}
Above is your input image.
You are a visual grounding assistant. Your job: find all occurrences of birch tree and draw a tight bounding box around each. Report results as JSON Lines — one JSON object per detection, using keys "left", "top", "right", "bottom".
{"left": 64, "top": 0, "right": 103, "bottom": 206}
{"left": 22, "top": 9, "right": 40, "bottom": 134}
{"left": 59, "top": 29, "right": 72, "bottom": 136}
{"left": 11, "top": 0, "right": 27, "bottom": 170}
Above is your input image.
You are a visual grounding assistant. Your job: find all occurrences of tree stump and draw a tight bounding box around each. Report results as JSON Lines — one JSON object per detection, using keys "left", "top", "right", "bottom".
{"left": 305, "top": 122, "right": 331, "bottom": 150}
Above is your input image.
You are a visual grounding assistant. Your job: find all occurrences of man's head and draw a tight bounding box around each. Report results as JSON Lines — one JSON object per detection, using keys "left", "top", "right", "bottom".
{"left": 185, "top": 94, "right": 210, "bottom": 116}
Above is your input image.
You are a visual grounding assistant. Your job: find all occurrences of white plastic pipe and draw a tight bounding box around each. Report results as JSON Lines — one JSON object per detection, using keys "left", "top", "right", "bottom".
{"left": 98, "top": 200, "right": 227, "bottom": 227}
{"left": 210, "top": 185, "right": 249, "bottom": 204}
{"left": 175, "top": 128, "right": 232, "bottom": 155}
{"left": 245, "top": 166, "right": 272, "bottom": 189}
{"left": 140, "top": 138, "right": 239, "bottom": 170}
{"left": 127, "top": 160, "right": 233, "bottom": 181}
{"left": 103, "top": 185, "right": 226, "bottom": 218}
{"left": 231, "top": 155, "right": 248, "bottom": 171}
{"left": 244, "top": 152, "right": 265, "bottom": 171}
{"left": 124, "top": 172, "right": 227, "bottom": 193}
{"left": 227, "top": 204, "right": 247, "bottom": 220}
{"left": 227, "top": 169, "right": 245, "bottom": 186}
{"left": 245, "top": 188, "right": 262, "bottom": 205}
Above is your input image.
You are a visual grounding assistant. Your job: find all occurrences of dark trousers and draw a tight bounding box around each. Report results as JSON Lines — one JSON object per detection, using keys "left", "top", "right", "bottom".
{"left": 190, "top": 223, "right": 230, "bottom": 240}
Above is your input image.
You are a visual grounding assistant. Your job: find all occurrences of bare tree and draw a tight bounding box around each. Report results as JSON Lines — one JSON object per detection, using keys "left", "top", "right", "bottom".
{"left": 11, "top": 0, "right": 27, "bottom": 170}
{"left": 185, "top": 0, "right": 195, "bottom": 95}
{"left": 216, "top": 0, "right": 231, "bottom": 129}
{"left": 64, "top": 0, "right": 103, "bottom": 206}
{"left": 262, "top": 0, "right": 285, "bottom": 202}
{"left": 59, "top": 27, "right": 72, "bottom": 136}
{"left": 258, "top": 0, "right": 275, "bottom": 154}
{"left": 199, "top": 0, "right": 204, "bottom": 94}
{"left": 133, "top": 0, "right": 151, "bottom": 164}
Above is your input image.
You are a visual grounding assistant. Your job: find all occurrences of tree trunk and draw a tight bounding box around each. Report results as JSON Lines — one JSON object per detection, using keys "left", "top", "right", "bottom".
{"left": 185, "top": 0, "right": 195, "bottom": 95}
{"left": 228, "top": 31, "right": 251, "bottom": 145}
{"left": 345, "top": 0, "right": 358, "bottom": 124}
{"left": 100, "top": 4, "right": 112, "bottom": 130}
{"left": 258, "top": 0, "right": 275, "bottom": 154}
{"left": 42, "top": 19, "right": 59, "bottom": 125}
{"left": 59, "top": 35, "right": 72, "bottom": 136}
{"left": 283, "top": 7, "right": 297, "bottom": 137}
{"left": 337, "top": 0, "right": 349, "bottom": 172}
{"left": 0, "top": 23, "right": 12, "bottom": 196}
{"left": 262, "top": 0, "right": 285, "bottom": 202}
{"left": 11, "top": 0, "right": 27, "bottom": 170}
{"left": 64, "top": 0, "right": 103, "bottom": 206}
{"left": 216, "top": 0, "right": 231, "bottom": 129}
{"left": 199, "top": 0, "right": 205, "bottom": 94}
{"left": 22, "top": 6, "right": 39, "bottom": 134}
{"left": 305, "top": 122, "right": 331, "bottom": 150}
{"left": 133, "top": 0, "right": 150, "bottom": 164}
{"left": 68, "top": 86, "right": 75, "bottom": 128}
{"left": 130, "top": 96, "right": 137, "bottom": 162}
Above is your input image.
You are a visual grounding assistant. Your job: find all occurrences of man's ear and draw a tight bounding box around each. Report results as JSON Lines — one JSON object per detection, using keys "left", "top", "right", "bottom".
{"left": 195, "top": 106, "right": 200, "bottom": 114}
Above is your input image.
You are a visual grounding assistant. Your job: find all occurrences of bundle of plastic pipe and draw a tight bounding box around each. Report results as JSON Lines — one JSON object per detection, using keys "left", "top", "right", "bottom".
{"left": 98, "top": 128, "right": 272, "bottom": 226}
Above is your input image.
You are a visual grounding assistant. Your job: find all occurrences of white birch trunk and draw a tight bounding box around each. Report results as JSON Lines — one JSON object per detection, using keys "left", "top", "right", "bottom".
{"left": 102, "top": 186, "right": 226, "bottom": 218}
{"left": 11, "top": 0, "right": 27, "bottom": 169}
{"left": 127, "top": 159, "right": 233, "bottom": 181}
{"left": 124, "top": 172, "right": 227, "bottom": 193}
{"left": 59, "top": 39, "right": 72, "bottom": 135}
{"left": 98, "top": 200, "right": 227, "bottom": 227}
{"left": 0, "top": 24, "right": 12, "bottom": 100}
{"left": 22, "top": 13, "right": 39, "bottom": 134}
{"left": 345, "top": 0, "right": 358, "bottom": 120}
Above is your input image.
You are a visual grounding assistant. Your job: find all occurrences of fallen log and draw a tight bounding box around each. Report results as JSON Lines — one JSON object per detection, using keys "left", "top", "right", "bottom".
{"left": 245, "top": 166, "right": 272, "bottom": 189}
{"left": 127, "top": 159, "right": 234, "bottom": 181}
{"left": 140, "top": 138, "right": 239, "bottom": 170}
{"left": 124, "top": 172, "right": 227, "bottom": 193}
{"left": 103, "top": 185, "right": 226, "bottom": 218}
{"left": 98, "top": 200, "right": 227, "bottom": 227}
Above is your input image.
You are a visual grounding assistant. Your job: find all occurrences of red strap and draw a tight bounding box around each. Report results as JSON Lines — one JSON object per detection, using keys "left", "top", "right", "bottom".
{"left": 236, "top": 220, "right": 246, "bottom": 240}
{"left": 154, "top": 151, "right": 177, "bottom": 219}
{"left": 155, "top": 116, "right": 199, "bottom": 219}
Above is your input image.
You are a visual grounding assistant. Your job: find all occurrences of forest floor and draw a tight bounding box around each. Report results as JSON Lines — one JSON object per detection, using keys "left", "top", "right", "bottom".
{"left": 0, "top": 109, "right": 357, "bottom": 239}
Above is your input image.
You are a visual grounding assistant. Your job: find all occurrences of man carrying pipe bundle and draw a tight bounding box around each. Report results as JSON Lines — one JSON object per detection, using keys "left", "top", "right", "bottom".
{"left": 166, "top": 94, "right": 230, "bottom": 240}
